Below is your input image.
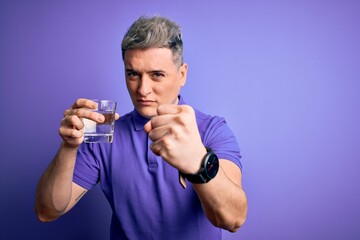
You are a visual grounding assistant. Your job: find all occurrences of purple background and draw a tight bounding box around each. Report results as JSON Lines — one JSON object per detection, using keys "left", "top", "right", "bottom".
{"left": 1, "top": 1, "right": 359, "bottom": 239}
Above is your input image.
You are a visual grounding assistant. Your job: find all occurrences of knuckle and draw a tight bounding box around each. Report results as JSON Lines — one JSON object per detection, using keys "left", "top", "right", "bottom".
{"left": 58, "top": 127, "right": 64, "bottom": 136}
{"left": 150, "top": 117, "right": 158, "bottom": 127}
{"left": 60, "top": 118, "right": 67, "bottom": 127}
{"left": 72, "top": 129, "right": 83, "bottom": 138}
{"left": 67, "top": 128, "right": 82, "bottom": 138}
{"left": 157, "top": 105, "right": 165, "bottom": 115}
{"left": 167, "top": 124, "right": 177, "bottom": 134}
{"left": 67, "top": 115, "right": 78, "bottom": 123}
{"left": 157, "top": 105, "right": 164, "bottom": 111}
{"left": 63, "top": 109, "right": 71, "bottom": 117}
{"left": 75, "top": 98, "right": 83, "bottom": 106}
{"left": 161, "top": 137, "right": 172, "bottom": 150}
{"left": 73, "top": 108, "right": 87, "bottom": 118}
{"left": 181, "top": 105, "right": 194, "bottom": 113}
{"left": 174, "top": 114, "right": 187, "bottom": 126}
{"left": 73, "top": 98, "right": 90, "bottom": 109}
{"left": 150, "top": 143, "right": 161, "bottom": 155}
{"left": 72, "top": 108, "right": 80, "bottom": 116}
{"left": 148, "top": 131, "right": 155, "bottom": 141}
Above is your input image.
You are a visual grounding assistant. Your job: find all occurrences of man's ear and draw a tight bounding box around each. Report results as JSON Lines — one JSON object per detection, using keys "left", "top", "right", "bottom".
{"left": 179, "top": 63, "right": 188, "bottom": 86}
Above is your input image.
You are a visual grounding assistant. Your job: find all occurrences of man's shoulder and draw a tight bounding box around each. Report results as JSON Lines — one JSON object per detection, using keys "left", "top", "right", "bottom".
{"left": 179, "top": 96, "right": 224, "bottom": 123}
{"left": 194, "top": 108, "right": 225, "bottom": 124}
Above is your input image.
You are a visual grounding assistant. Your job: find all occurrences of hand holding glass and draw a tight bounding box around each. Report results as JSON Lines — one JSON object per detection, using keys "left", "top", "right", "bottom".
{"left": 83, "top": 100, "right": 117, "bottom": 143}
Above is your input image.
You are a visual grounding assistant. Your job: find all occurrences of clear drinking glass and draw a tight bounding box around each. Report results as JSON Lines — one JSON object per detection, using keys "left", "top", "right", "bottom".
{"left": 83, "top": 99, "right": 117, "bottom": 143}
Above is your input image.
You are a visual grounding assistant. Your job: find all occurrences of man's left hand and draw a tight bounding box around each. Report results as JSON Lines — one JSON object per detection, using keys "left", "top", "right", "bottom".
{"left": 144, "top": 104, "right": 207, "bottom": 174}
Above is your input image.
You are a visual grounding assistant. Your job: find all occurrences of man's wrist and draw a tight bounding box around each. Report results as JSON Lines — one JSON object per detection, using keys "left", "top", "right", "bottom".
{"left": 181, "top": 148, "right": 219, "bottom": 185}
{"left": 189, "top": 146, "right": 207, "bottom": 174}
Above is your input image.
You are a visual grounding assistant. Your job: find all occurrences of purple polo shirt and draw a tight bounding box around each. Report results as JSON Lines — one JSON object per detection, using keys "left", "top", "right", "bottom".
{"left": 74, "top": 96, "right": 242, "bottom": 240}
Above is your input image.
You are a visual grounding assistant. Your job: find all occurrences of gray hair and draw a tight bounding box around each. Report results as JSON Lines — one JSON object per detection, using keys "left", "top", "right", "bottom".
{"left": 121, "top": 16, "right": 183, "bottom": 67}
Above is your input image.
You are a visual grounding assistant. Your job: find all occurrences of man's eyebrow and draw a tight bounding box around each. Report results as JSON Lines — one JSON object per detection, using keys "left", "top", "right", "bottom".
{"left": 149, "top": 70, "right": 166, "bottom": 73}
{"left": 125, "top": 69, "right": 166, "bottom": 74}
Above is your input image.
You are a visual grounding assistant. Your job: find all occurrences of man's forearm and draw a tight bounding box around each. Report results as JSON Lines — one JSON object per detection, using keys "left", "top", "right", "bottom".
{"left": 192, "top": 165, "right": 248, "bottom": 232}
{"left": 35, "top": 143, "right": 78, "bottom": 222}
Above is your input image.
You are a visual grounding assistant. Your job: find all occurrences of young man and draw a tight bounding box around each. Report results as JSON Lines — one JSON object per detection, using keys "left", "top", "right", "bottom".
{"left": 35, "top": 16, "right": 247, "bottom": 240}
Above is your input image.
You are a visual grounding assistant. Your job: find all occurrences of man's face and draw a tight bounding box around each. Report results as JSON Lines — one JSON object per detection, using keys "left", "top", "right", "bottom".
{"left": 124, "top": 48, "right": 187, "bottom": 118}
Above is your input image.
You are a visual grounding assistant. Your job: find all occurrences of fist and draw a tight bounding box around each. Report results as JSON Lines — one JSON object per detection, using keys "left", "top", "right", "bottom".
{"left": 144, "top": 104, "right": 206, "bottom": 174}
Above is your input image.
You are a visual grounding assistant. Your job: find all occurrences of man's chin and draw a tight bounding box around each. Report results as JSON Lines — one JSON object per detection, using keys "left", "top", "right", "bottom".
{"left": 135, "top": 107, "right": 157, "bottom": 119}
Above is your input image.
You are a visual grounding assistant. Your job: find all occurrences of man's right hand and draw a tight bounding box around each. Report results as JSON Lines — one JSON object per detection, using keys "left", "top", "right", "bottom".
{"left": 59, "top": 98, "right": 105, "bottom": 148}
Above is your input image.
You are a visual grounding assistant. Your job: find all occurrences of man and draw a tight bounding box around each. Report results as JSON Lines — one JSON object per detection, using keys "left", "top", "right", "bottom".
{"left": 35, "top": 16, "right": 247, "bottom": 239}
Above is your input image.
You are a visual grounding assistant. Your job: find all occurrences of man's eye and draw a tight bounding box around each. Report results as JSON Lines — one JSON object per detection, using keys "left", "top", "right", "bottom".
{"left": 127, "top": 72, "right": 139, "bottom": 77}
{"left": 152, "top": 72, "right": 165, "bottom": 78}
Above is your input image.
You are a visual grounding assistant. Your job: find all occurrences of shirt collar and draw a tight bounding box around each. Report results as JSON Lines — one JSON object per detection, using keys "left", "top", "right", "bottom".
{"left": 132, "top": 110, "right": 150, "bottom": 131}
{"left": 178, "top": 95, "right": 185, "bottom": 105}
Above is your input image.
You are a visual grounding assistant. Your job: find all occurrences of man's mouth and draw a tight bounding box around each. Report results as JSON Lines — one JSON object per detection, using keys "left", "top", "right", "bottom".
{"left": 137, "top": 99, "right": 155, "bottom": 106}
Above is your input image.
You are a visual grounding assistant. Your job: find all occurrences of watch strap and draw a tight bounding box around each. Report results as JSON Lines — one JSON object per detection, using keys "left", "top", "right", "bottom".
{"left": 179, "top": 148, "right": 217, "bottom": 188}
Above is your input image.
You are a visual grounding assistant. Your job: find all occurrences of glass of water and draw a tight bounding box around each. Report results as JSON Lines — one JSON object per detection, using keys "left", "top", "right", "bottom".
{"left": 83, "top": 99, "right": 117, "bottom": 143}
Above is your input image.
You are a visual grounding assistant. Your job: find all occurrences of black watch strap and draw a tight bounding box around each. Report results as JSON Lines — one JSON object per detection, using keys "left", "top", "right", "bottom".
{"left": 179, "top": 148, "right": 219, "bottom": 189}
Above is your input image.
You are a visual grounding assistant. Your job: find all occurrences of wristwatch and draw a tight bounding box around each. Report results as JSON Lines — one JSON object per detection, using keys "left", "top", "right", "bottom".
{"left": 180, "top": 148, "right": 219, "bottom": 186}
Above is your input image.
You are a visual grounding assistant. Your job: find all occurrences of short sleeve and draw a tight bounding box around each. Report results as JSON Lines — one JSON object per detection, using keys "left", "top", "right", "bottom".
{"left": 73, "top": 143, "right": 100, "bottom": 190}
{"left": 202, "top": 116, "right": 242, "bottom": 170}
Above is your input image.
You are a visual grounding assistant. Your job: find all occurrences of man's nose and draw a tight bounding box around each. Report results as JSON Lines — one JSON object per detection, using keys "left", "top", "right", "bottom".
{"left": 137, "top": 76, "right": 152, "bottom": 95}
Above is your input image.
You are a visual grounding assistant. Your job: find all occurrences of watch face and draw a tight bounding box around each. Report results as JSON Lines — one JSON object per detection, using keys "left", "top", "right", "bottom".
{"left": 205, "top": 153, "right": 219, "bottom": 178}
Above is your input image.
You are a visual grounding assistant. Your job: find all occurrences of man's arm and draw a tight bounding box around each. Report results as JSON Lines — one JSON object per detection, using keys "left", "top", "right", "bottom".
{"left": 144, "top": 104, "right": 248, "bottom": 231}
{"left": 192, "top": 159, "right": 247, "bottom": 232}
{"left": 35, "top": 98, "right": 106, "bottom": 222}
{"left": 35, "top": 144, "right": 88, "bottom": 222}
